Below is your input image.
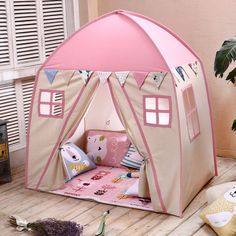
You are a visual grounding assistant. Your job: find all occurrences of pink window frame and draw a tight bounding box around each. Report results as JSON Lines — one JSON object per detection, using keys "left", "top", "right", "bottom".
{"left": 182, "top": 85, "right": 200, "bottom": 142}
{"left": 143, "top": 95, "right": 172, "bottom": 128}
{"left": 38, "top": 89, "right": 65, "bottom": 119}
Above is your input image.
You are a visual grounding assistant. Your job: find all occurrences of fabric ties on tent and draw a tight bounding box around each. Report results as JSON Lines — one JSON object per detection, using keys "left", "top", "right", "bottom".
{"left": 115, "top": 71, "right": 130, "bottom": 86}
{"left": 133, "top": 71, "right": 149, "bottom": 88}
{"left": 97, "top": 71, "right": 112, "bottom": 84}
{"left": 79, "top": 70, "right": 93, "bottom": 85}
{"left": 44, "top": 69, "right": 58, "bottom": 84}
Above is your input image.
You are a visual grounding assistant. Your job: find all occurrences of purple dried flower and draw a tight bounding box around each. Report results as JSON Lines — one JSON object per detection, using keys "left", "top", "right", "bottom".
{"left": 29, "top": 218, "right": 83, "bottom": 236}
{"left": 9, "top": 216, "right": 83, "bottom": 236}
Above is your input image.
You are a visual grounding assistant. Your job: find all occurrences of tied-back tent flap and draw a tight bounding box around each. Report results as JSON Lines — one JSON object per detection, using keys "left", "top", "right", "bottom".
{"left": 25, "top": 10, "right": 216, "bottom": 216}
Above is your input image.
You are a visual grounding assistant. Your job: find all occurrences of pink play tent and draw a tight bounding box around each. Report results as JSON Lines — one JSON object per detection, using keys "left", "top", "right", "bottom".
{"left": 25, "top": 10, "right": 217, "bottom": 216}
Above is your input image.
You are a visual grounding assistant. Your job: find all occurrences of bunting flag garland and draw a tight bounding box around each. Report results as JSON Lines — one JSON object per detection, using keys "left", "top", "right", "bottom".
{"left": 133, "top": 71, "right": 149, "bottom": 88}
{"left": 175, "top": 66, "right": 190, "bottom": 81}
{"left": 153, "top": 72, "right": 167, "bottom": 88}
{"left": 172, "top": 70, "right": 180, "bottom": 84}
{"left": 44, "top": 69, "right": 58, "bottom": 84}
{"left": 97, "top": 71, "right": 112, "bottom": 84}
{"left": 188, "top": 61, "right": 198, "bottom": 76}
{"left": 175, "top": 66, "right": 185, "bottom": 81}
{"left": 79, "top": 70, "right": 93, "bottom": 85}
{"left": 115, "top": 71, "right": 130, "bottom": 86}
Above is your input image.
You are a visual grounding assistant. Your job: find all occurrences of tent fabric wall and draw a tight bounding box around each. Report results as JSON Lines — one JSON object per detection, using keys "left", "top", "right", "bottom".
{"left": 26, "top": 71, "right": 99, "bottom": 190}
{"left": 174, "top": 64, "right": 215, "bottom": 208}
{"left": 108, "top": 73, "right": 181, "bottom": 215}
{"left": 84, "top": 82, "right": 124, "bottom": 132}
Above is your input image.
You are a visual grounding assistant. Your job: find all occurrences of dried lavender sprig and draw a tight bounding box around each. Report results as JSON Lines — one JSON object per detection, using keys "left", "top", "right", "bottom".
{"left": 9, "top": 215, "right": 29, "bottom": 232}
{"left": 9, "top": 215, "right": 83, "bottom": 236}
{"left": 28, "top": 218, "right": 83, "bottom": 236}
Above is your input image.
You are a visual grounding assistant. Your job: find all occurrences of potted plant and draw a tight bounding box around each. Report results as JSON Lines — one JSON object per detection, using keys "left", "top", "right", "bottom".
{"left": 214, "top": 36, "right": 236, "bottom": 131}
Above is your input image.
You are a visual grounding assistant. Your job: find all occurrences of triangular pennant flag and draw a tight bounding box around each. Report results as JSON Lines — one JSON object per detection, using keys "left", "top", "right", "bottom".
{"left": 172, "top": 71, "right": 180, "bottom": 83}
{"left": 153, "top": 72, "right": 166, "bottom": 87}
{"left": 44, "top": 69, "right": 58, "bottom": 84}
{"left": 171, "top": 68, "right": 181, "bottom": 86}
{"left": 175, "top": 66, "right": 190, "bottom": 81}
{"left": 98, "top": 71, "right": 112, "bottom": 84}
{"left": 175, "top": 66, "right": 185, "bottom": 81}
{"left": 188, "top": 61, "right": 198, "bottom": 76}
{"left": 115, "top": 71, "right": 129, "bottom": 86}
{"left": 133, "top": 71, "right": 149, "bottom": 88}
{"left": 78, "top": 70, "right": 93, "bottom": 85}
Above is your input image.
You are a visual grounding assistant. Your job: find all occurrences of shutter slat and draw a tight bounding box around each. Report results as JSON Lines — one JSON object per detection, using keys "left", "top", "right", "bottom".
{"left": 15, "top": 37, "right": 38, "bottom": 42}
{"left": 16, "top": 42, "right": 39, "bottom": 49}
{"left": 43, "top": 18, "right": 63, "bottom": 24}
{"left": 0, "top": 105, "right": 18, "bottom": 112}
{"left": 17, "top": 54, "right": 39, "bottom": 61}
{"left": 14, "top": 24, "right": 38, "bottom": 30}
{"left": 15, "top": 18, "right": 37, "bottom": 23}
{"left": 44, "top": 30, "right": 64, "bottom": 36}
{"left": 15, "top": 46, "right": 39, "bottom": 53}
{"left": 44, "top": 38, "right": 64, "bottom": 46}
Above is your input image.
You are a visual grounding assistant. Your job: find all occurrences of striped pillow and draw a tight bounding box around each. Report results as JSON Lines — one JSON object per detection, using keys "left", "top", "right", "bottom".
{"left": 120, "top": 144, "right": 143, "bottom": 169}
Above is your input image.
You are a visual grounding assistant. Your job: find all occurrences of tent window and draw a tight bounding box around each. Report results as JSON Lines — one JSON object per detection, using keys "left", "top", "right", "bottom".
{"left": 38, "top": 89, "right": 64, "bottom": 119}
{"left": 143, "top": 95, "right": 171, "bottom": 127}
{"left": 182, "top": 85, "right": 200, "bottom": 142}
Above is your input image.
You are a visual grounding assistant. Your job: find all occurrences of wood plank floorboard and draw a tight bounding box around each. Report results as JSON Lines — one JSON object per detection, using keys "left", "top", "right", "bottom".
{"left": 0, "top": 157, "right": 235, "bottom": 236}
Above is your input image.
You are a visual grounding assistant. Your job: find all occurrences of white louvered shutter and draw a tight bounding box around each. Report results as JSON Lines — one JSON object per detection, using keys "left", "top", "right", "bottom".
{"left": 22, "top": 78, "right": 34, "bottom": 134}
{"left": 42, "top": 0, "right": 65, "bottom": 58}
{"left": 0, "top": 0, "right": 11, "bottom": 67}
{"left": 0, "top": 82, "right": 20, "bottom": 146}
{"left": 0, "top": 0, "right": 67, "bottom": 70}
{"left": 12, "top": 0, "right": 41, "bottom": 66}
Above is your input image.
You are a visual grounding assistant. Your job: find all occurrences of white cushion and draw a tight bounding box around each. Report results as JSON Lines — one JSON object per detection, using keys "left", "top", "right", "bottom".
{"left": 125, "top": 179, "right": 139, "bottom": 196}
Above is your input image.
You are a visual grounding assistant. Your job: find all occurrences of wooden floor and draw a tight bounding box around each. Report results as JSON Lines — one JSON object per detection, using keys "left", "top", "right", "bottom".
{"left": 0, "top": 157, "right": 236, "bottom": 236}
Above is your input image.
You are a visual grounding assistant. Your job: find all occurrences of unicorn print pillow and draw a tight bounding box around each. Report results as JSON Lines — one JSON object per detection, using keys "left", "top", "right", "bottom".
{"left": 200, "top": 185, "right": 236, "bottom": 236}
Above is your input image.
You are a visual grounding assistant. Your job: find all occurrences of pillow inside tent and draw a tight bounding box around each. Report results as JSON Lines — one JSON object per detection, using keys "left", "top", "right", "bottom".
{"left": 60, "top": 142, "right": 96, "bottom": 181}
{"left": 120, "top": 144, "right": 144, "bottom": 169}
{"left": 86, "top": 130, "right": 130, "bottom": 167}
{"left": 125, "top": 179, "right": 139, "bottom": 197}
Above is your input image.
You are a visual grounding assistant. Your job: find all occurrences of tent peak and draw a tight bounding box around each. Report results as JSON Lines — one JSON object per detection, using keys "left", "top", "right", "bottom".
{"left": 42, "top": 9, "right": 197, "bottom": 72}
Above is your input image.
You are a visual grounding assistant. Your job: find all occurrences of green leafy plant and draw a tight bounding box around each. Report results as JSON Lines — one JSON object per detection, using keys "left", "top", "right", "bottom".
{"left": 214, "top": 36, "right": 236, "bottom": 131}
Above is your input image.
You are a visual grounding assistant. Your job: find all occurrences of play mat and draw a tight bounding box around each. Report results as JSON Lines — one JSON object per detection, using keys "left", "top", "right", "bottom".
{"left": 51, "top": 166, "right": 153, "bottom": 211}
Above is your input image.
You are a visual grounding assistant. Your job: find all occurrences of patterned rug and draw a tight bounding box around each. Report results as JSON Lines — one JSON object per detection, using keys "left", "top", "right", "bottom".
{"left": 51, "top": 166, "right": 153, "bottom": 211}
